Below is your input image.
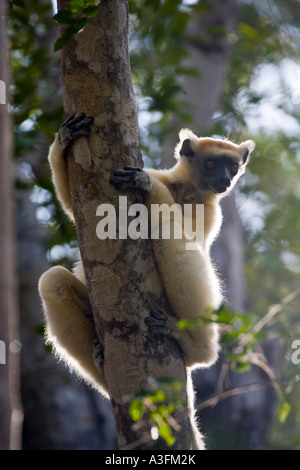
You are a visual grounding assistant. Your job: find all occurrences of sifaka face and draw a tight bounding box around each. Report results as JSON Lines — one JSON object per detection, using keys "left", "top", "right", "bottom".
{"left": 178, "top": 132, "right": 255, "bottom": 197}
{"left": 201, "top": 155, "right": 242, "bottom": 194}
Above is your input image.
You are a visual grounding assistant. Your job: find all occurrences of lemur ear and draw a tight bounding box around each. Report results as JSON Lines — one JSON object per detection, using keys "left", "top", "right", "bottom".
{"left": 239, "top": 139, "right": 255, "bottom": 164}
{"left": 180, "top": 139, "right": 195, "bottom": 158}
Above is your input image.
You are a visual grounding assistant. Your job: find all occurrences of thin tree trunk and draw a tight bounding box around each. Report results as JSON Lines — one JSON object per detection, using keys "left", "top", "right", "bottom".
{"left": 160, "top": 0, "right": 238, "bottom": 168}
{"left": 57, "top": 0, "right": 191, "bottom": 449}
{"left": 0, "top": 1, "right": 21, "bottom": 450}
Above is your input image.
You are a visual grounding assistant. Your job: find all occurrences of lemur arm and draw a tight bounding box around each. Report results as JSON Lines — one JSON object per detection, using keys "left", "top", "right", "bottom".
{"left": 48, "top": 113, "right": 94, "bottom": 221}
{"left": 48, "top": 136, "right": 74, "bottom": 220}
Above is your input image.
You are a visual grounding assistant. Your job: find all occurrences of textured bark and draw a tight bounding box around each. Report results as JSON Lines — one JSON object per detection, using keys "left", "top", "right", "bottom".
{"left": 57, "top": 0, "right": 191, "bottom": 449}
{"left": 0, "top": 1, "right": 21, "bottom": 450}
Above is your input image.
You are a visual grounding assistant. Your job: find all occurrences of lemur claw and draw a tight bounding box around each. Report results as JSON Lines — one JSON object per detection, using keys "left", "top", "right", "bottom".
{"left": 93, "top": 340, "right": 104, "bottom": 366}
{"left": 110, "top": 166, "right": 150, "bottom": 191}
{"left": 145, "top": 308, "right": 169, "bottom": 335}
{"left": 58, "top": 112, "right": 94, "bottom": 149}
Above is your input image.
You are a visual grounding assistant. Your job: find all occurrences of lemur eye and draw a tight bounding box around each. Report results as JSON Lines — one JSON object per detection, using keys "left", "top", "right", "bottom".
{"left": 231, "top": 164, "right": 238, "bottom": 174}
{"left": 205, "top": 160, "right": 214, "bottom": 170}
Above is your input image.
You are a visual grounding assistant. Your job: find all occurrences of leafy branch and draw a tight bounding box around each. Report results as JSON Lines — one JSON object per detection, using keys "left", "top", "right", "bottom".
{"left": 179, "top": 289, "right": 300, "bottom": 424}
{"left": 53, "top": 0, "right": 100, "bottom": 51}
{"left": 127, "top": 377, "right": 186, "bottom": 448}
{"left": 127, "top": 288, "right": 300, "bottom": 447}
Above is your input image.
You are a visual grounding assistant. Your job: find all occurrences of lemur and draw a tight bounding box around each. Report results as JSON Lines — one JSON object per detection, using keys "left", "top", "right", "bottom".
{"left": 39, "top": 113, "right": 255, "bottom": 400}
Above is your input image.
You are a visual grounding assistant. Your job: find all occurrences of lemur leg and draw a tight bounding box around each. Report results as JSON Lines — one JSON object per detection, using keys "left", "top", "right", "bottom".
{"left": 38, "top": 266, "right": 108, "bottom": 397}
{"left": 48, "top": 113, "right": 94, "bottom": 219}
{"left": 110, "top": 167, "right": 221, "bottom": 367}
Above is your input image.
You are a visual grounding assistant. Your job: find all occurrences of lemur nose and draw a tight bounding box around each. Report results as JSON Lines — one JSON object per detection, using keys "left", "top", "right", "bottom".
{"left": 220, "top": 177, "right": 231, "bottom": 188}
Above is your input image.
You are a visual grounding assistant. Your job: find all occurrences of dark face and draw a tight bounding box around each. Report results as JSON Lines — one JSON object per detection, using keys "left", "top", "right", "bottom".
{"left": 202, "top": 156, "right": 241, "bottom": 194}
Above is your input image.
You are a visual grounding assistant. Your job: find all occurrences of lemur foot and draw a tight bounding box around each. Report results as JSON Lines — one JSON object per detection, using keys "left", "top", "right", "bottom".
{"left": 145, "top": 308, "right": 170, "bottom": 335}
{"left": 110, "top": 166, "right": 150, "bottom": 191}
{"left": 58, "top": 112, "right": 94, "bottom": 149}
{"left": 93, "top": 340, "right": 104, "bottom": 372}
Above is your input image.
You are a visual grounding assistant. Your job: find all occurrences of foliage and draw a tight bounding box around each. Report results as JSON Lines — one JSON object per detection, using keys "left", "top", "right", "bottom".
{"left": 128, "top": 377, "right": 186, "bottom": 447}
{"left": 9, "top": 0, "right": 75, "bottom": 264}
{"left": 128, "top": 289, "right": 300, "bottom": 447}
{"left": 180, "top": 295, "right": 300, "bottom": 422}
{"left": 53, "top": 0, "right": 100, "bottom": 51}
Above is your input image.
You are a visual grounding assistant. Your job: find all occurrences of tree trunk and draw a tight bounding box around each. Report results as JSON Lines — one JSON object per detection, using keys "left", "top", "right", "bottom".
{"left": 0, "top": 1, "right": 21, "bottom": 450}
{"left": 57, "top": 0, "right": 191, "bottom": 449}
{"left": 160, "top": 0, "right": 238, "bottom": 167}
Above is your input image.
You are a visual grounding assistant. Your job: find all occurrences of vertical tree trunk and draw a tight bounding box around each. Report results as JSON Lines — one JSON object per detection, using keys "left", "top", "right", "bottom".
{"left": 160, "top": 0, "right": 238, "bottom": 167}
{"left": 180, "top": 0, "right": 238, "bottom": 135}
{"left": 57, "top": 0, "right": 191, "bottom": 449}
{"left": 0, "top": 1, "right": 21, "bottom": 450}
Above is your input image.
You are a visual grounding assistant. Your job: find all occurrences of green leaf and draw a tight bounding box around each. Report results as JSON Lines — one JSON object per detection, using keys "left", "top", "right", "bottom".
{"left": 238, "top": 22, "right": 258, "bottom": 40}
{"left": 69, "top": 17, "right": 87, "bottom": 34}
{"left": 129, "top": 398, "right": 145, "bottom": 422}
{"left": 279, "top": 402, "right": 291, "bottom": 423}
{"left": 215, "top": 309, "right": 235, "bottom": 324}
{"left": 53, "top": 18, "right": 87, "bottom": 51}
{"left": 83, "top": 5, "right": 99, "bottom": 18}
{"left": 177, "top": 318, "right": 203, "bottom": 329}
{"left": 69, "top": 0, "right": 98, "bottom": 14}
{"left": 158, "top": 422, "right": 175, "bottom": 446}
{"left": 68, "top": 0, "right": 85, "bottom": 13}
{"left": 54, "top": 28, "right": 74, "bottom": 51}
{"left": 54, "top": 10, "right": 75, "bottom": 25}
{"left": 149, "top": 390, "right": 166, "bottom": 403}
{"left": 157, "top": 404, "right": 175, "bottom": 417}
{"left": 234, "top": 361, "right": 251, "bottom": 372}
{"left": 54, "top": 35, "right": 69, "bottom": 52}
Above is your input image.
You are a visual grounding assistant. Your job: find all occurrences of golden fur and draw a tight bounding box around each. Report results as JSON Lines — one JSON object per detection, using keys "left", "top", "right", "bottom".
{"left": 39, "top": 122, "right": 255, "bottom": 398}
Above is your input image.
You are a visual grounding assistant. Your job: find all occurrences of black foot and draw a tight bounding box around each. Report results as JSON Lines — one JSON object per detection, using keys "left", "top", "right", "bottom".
{"left": 145, "top": 308, "right": 169, "bottom": 335}
{"left": 93, "top": 340, "right": 104, "bottom": 368}
{"left": 110, "top": 166, "right": 150, "bottom": 191}
{"left": 58, "top": 112, "right": 94, "bottom": 149}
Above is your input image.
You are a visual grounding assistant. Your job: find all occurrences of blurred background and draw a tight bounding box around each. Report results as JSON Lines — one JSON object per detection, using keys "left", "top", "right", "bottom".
{"left": 1, "top": 0, "right": 300, "bottom": 450}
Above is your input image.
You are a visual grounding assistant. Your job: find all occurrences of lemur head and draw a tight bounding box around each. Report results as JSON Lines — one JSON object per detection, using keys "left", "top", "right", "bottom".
{"left": 175, "top": 129, "right": 255, "bottom": 197}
